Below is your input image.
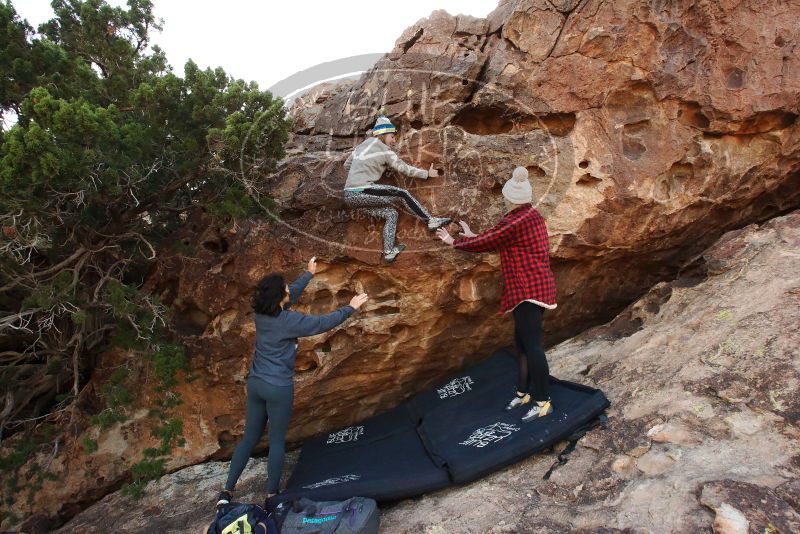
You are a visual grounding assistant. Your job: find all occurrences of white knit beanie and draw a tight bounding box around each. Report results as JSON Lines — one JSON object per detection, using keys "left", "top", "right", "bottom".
{"left": 502, "top": 166, "right": 532, "bottom": 204}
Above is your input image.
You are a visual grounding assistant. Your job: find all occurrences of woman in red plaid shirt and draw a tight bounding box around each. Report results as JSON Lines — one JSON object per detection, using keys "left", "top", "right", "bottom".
{"left": 436, "top": 166, "right": 557, "bottom": 421}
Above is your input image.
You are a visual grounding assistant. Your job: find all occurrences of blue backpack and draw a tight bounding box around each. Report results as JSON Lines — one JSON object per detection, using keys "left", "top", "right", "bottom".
{"left": 207, "top": 502, "right": 278, "bottom": 534}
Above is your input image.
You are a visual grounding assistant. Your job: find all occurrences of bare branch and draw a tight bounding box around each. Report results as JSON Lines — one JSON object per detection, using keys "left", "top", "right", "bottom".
{"left": 0, "top": 246, "right": 87, "bottom": 293}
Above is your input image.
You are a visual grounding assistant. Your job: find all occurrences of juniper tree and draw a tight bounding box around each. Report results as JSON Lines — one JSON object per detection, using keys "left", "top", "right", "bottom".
{"left": 0, "top": 0, "right": 291, "bottom": 435}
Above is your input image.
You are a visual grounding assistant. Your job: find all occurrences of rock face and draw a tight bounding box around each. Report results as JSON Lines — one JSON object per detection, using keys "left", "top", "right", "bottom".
{"left": 6, "top": 0, "right": 800, "bottom": 530}
{"left": 51, "top": 457, "right": 284, "bottom": 534}
{"left": 54, "top": 210, "right": 800, "bottom": 533}
{"left": 156, "top": 0, "right": 800, "bottom": 453}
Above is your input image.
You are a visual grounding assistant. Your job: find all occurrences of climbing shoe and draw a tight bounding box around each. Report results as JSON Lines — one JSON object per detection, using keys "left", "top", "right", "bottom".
{"left": 264, "top": 492, "right": 281, "bottom": 512}
{"left": 383, "top": 243, "right": 406, "bottom": 262}
{"left": 522, "top": 399, "right": 553, "bottom": 422}
{"left": 505, "top": 392, "right": 531, "bottom": 410}
{"left": 427, "top": 217, "right": 452, "bottom": 230}
{"left": 216, "top": 489, "right": 233, "bottom": 507}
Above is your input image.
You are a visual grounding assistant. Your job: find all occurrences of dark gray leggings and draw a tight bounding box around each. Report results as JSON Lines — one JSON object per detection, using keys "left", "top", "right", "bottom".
{"left": 225, "top": 377, "right": 293, "bottom": 493}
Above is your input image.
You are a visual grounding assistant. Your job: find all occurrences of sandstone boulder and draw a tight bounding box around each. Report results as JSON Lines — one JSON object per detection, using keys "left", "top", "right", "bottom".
{"left": 54, "top": 209, "right": 800, "bottom": 533}
{"left": 7, "top": 0, "right": 800, "bottom": 529}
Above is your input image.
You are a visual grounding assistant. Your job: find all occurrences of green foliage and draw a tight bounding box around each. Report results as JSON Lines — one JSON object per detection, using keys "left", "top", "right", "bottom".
{"left": 148, "top": 342, "right": 186, "bottom": 390}
{"left": 205, "top": 183, "right": 255, "bottom": 219}
{"left": 70, "top": 310, "right": 87, "bottom": 325}
{"left": 151, "top": 418, "right": 184, "bottom": 453}
{"left": 101, "top": 367, "right": 131, "bottom": 409}
{"left": 46, "top": 356, "right": 64, "bottom": 375}
{"left": 0, "top": 0, "right": 290, "bottom": 433}
{"left": 0, "top": 440, "right": 35, "bottom": 473}
{"left": 1, "top": 0, "right": 289, "bottom": 514}
{"left": 89, "top": 365, "right": 132, "bottom": 430}
{"left": 90, "top": 408, "right": 127, "bottom": 429}
{"left": 1, "top": 509, "right": 19, "bottom": 524}
{"left": 122, "top": 416, "right": 185, "bottom": 499}
{"left": 0, "top": 1, "right": 36, "bottom": 114}
{"left": 4, "top": 475, "right": 19, "bottom": 506}
{"left": 32, "top": 422, "right": 58, "bottom": 444}
{"left": 122, "top": 456, "right": 164, "bottom": 498}
{"left": 20, "top": 271, "right": 75, "bottom": 309}
{"left": 104, "top": 280, "right": 139, "bottom": 319}
{"left": 81, "top": 436, "right": 98, "bottom": 454}
{"left": 108, "top": 366, "right": 128, "bottom": 385}
{"left": 0, "top": 431, "right": 59, "bottom": 517}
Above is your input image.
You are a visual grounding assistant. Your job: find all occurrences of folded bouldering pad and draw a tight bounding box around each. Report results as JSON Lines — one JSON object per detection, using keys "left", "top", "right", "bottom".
{"left": 271, "top": 349, "right": 610, "bottom": 505}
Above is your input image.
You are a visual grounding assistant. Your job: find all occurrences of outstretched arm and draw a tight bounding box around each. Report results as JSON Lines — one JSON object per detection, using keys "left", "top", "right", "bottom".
{"left": 287, "top": 271, "right": 312, "bottom": 307}
{"left": 452, "top": 217, "right": 516, "bottom": 253}
{"left": 285, "top": 293, "right": 367, "bottom": 338}
{"left": 286, "top": 257, "right": 318, "bottom": 307}
{"left": 385, "top": 150, "right": 429, "bottom": 180}
{"left": 285, "top": 306, "right": 356, "bottom": 338}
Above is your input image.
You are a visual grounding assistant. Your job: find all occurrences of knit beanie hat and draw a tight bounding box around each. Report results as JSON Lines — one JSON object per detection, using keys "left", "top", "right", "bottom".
{"left": 371, "top": 115, "right": 396, "bottom": 136}
{"left": 502, "top": 166, "right": 533, "bottom": 204}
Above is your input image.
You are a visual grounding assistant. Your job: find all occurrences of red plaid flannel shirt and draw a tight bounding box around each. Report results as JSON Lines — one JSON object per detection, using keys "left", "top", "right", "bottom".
{"left": 454, "top": 205, "right": 557, "bottom": 314}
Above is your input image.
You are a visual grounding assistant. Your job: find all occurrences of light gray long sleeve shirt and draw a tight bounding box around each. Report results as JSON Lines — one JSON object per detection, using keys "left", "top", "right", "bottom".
{"left": 249, "top": 271, "right": 354, "bottom": 386}
{"left": 343, "top": 137, "right": 428, "bottom": 189}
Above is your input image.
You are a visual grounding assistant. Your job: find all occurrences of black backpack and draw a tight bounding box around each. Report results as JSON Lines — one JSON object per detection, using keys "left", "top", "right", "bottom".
{"left": 207, "top": 502, "right": 279, "bottom": 534}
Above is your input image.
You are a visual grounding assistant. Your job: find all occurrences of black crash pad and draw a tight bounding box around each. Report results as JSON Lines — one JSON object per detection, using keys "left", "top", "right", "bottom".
{"left": 418, "top": 374, "right": 611, "bottom": 483}
{"left": 272, "top": 405, "right": 450, "bottom": 503}
{"left": 271, "top": 349, "right": 610, "bottom": 505}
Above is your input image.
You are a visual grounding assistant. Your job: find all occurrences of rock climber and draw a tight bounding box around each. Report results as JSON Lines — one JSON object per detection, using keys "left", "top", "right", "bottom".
{"left": 216, "top": 256, "right": 368, "bottom": 507}
{"left": 435, "top": 166, "right": 557, "bottom": 422}
{"left": 343, "top": 113, "right": 451, "bottom": 262}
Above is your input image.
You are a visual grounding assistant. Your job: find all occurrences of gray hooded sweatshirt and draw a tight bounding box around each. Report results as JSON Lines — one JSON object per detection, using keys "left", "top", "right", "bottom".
{"left": 249, "top": 271, "right": 354, "bottom": 386}
{"left": 343, "top": 137, "right": 428, "bottom": 189}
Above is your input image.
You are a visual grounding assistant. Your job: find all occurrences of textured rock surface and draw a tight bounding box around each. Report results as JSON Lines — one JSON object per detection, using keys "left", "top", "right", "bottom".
{"left": 51, "top": 457, "right": 290, "bottom": 534}
{"left": 153, "top": 0, "right": 800, "bottom": 454}
{"left": 54, "top": 210, "right": 800, "bottom": 533}
{"left": 7, "top": 0, "right": 800, "bottom": 529}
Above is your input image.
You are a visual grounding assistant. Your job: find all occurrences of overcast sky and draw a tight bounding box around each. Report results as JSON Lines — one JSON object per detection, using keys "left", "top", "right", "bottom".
{"left": 17, "top": 0, "right": 499, "bottom": 96}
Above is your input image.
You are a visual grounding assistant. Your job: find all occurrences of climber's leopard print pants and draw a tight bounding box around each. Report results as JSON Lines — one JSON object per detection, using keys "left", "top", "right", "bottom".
{"left": 343, "top": 184, "right": 431, "bottom": 253}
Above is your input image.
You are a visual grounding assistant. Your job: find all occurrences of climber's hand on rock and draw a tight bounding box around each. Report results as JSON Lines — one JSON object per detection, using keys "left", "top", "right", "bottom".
{"left": 458, "top": 221, "right": 476, "bottom": 237}
{"left": 427, "top": 164, "right": 439, "bottom": 179}
{"left": 436, "top": 228, "right": 455, "bottom": 246}
{"left": 307, "top": 256, "right": 317, "bottom": 274}
{"left": 350, "top": 293, "right": 369, "bottom": 310}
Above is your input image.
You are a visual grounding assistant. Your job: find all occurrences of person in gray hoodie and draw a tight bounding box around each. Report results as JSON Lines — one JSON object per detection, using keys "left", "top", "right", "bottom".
{"left": 217, "top": 257, "right": 368, "bottom": 506}
{"left": 344, "top": 114, "right": 451, "bottom": 262}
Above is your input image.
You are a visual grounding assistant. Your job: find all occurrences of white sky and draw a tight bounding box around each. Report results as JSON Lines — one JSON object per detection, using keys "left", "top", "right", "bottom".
{"left": 17, "top": 0, "right": 499, "bottom": 94}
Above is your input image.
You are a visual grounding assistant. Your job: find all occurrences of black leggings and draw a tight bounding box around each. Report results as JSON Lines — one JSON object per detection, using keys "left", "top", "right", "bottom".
{"left": 512, "top": 301, "right": 550, "bottom": 401}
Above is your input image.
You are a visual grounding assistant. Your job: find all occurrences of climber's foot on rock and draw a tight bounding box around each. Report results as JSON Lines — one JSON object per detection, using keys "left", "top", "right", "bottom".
{"left": 427, "top": 217, "right": 451, "bottom": 230}
{"left": 383, "top": 243, "right": 406, "bottom": 263}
